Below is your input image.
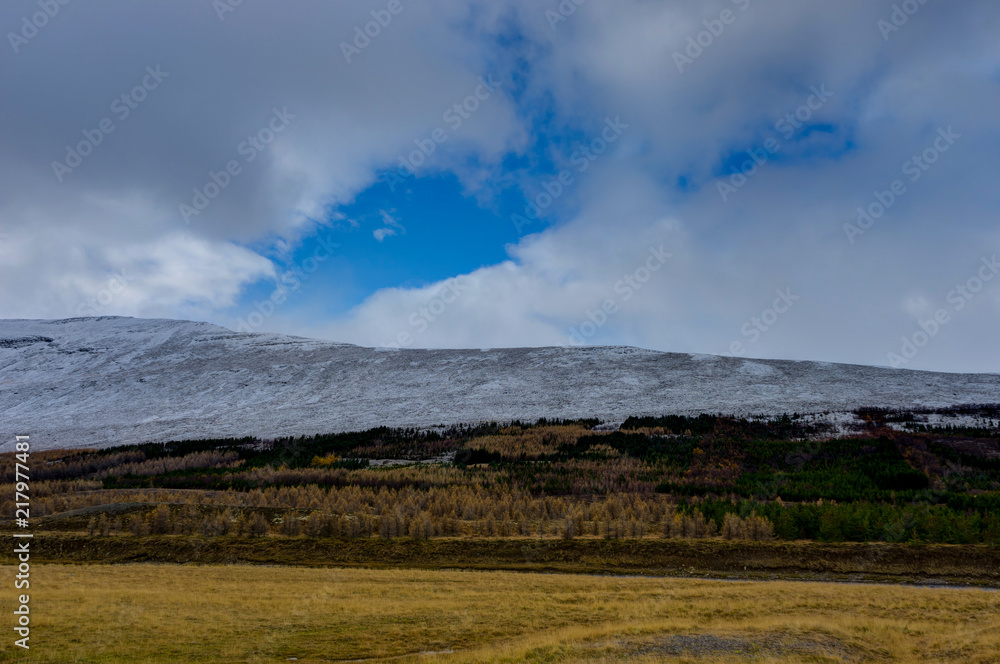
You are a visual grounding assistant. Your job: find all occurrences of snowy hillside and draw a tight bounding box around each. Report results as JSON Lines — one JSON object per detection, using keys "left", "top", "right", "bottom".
{"left": 1, "top": 316, "right": 998, "bottom": 450}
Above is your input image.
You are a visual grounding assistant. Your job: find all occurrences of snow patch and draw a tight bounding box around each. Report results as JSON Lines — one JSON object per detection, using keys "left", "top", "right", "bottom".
{"left": 739, "top": 361, "right": 776, "bottom": 377}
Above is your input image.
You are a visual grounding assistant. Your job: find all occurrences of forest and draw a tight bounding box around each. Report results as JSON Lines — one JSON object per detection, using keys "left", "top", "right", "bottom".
{"left": 3, "top": 407, "right": 999, "bottom": 546}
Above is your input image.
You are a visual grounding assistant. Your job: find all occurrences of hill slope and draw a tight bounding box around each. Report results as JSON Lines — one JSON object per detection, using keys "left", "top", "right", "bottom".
{"left": 1, "top": 317, "right": 997, "bottom": 449}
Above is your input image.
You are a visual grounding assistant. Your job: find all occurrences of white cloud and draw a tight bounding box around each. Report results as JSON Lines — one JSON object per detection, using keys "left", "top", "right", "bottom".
{"left": 2, "top": 0, "right": 1000, "bottom": 373}
{"left": 0, "top": 226, "right": 273, "bottom": 321}
{"left": 373, "top": 228, "right": 397, "bottom": 242}
{"left": 0, "top": 0, "right": 525, "bottom": 319}
{"left": 373, "top": 209, "right": 405, "bottom": 242}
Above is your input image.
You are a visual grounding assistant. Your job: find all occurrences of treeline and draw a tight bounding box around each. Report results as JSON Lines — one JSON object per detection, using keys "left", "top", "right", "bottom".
{"left": 620, "top": 413, "right": 833, "bottom": 440}
{"left": 257, "top": 421, "right": 598, "bottom": 468}
{"left": 460, "top": 425, "right": 601, "bottom": 460}
{"left": 83, "top": 422, "right": 555, "bottom": 471}
{"left": 0, "top": 450, "right": 144, "bottom": 483}
{"left": 102, "top": 462, "right": 473, "bottom": 492}
{"left": 87, "top": 428, "right": 458, "bottom": 470}
{"left": 10, "top": 416, "right": 1000, "bottom": 547}
{"left": 468, "top": 436, "right": 937, "bottom": 502}
{"left": 29, "top": 480, "right": 1000, "bottom": 545}
{"left": 654, "top": 437, "right": 931, "bottom": 501}
{"left": 694, "top": 498, "right": 1000, "bottom": 545}
{"left": 97, "top": 451, "right": 242, "bottom": 478}
{"left": 82, "top": 501, "right": 776, "bottom": 542}
{"left": 99, "top": 436, "right": 940, "bottom": 504}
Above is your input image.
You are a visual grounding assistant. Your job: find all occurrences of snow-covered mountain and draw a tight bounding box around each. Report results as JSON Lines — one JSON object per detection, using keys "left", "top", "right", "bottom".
{"left": 2, "top": 317, "right": 998, "bottom": 449}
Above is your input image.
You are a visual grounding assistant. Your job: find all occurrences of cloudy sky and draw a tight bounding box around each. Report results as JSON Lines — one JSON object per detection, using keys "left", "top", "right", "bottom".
{"left": 2, "top": 0, "right": 999, "bottom": 373}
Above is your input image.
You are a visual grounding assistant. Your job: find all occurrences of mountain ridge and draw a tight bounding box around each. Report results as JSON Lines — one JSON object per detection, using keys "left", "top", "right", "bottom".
{"left": 2, "top": 316, "right": 998, "bottom": 449}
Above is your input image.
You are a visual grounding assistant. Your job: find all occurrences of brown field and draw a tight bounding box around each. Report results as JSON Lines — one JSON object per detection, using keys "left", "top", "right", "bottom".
{"left": 11, "top": 534, "right": 1000, "bottom": 587}
{"left": 2, "top": 564, "right": 999, "bottom": 664}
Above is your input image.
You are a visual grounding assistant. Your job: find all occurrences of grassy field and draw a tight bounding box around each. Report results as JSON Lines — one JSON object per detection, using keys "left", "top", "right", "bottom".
{"left": 2, "top": 564, "right": 999, "bottom": 663}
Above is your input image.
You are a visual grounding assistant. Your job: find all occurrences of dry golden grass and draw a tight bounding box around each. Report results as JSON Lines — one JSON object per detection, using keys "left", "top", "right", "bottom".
{"left": 2, "top": 564, "right": 999, "bottom": 664}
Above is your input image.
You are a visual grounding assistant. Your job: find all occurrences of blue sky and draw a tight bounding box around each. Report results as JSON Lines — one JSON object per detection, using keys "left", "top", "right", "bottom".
{"left": 2, "top": 0, "right": 999, "bottom": 372}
